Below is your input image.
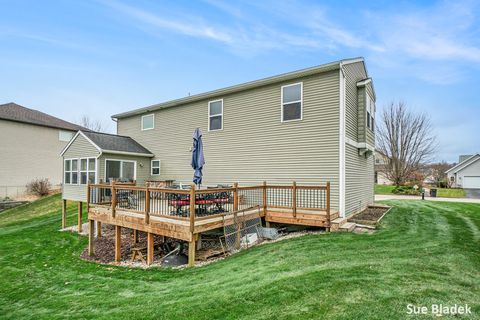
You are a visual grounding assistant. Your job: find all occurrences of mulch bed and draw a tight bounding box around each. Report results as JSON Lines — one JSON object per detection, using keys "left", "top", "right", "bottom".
{"left": 80, "top": 225, "right": 169, "bottom": 264}
{"left": 348, "top": 206, "right": 390, "bottom": 226}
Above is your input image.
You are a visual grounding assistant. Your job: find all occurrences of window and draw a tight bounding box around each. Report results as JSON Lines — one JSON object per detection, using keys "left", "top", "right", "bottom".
{"left": 281, "top": 83, "right": 302, "bottom": 122}
{"left": 151, "top": 160, "right": 160, "bottom": 175}
{"left": 59, "top": 130, "right": 74, "bottom": 142}
{"left": 64, "top": 160, "right": 72, "bottom": 184}
{"left": 366, "top": 94, "right": 375, "bottom": 131}
{"left": 141, "top": 114, "right": 154, "bottom": 131}
{"left": 64, "top": 158, "right": 96, "bottom": 185}
{"left": 71, "top": 159, "right": 78, "bottom": 184}
{"left": 79, "top": 158, "right": 96, "bottom": 185}
{"left": 208, "top": 100, "right": 223, "bottom": 131}
{"left": 105, "top": 160, "right": 136, "bottom": 182}
{"left": 367, "top": 111, "right": 371, "bottom": 129}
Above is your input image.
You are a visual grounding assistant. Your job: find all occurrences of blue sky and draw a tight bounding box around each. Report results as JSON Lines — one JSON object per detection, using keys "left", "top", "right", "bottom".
{"left": 1, "top": 0, "right": 479, "bottom": 162}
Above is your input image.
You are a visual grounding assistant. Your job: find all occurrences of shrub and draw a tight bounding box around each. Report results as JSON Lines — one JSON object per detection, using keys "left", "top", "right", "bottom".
{"left": 392, "top": 185, "right": 421, "bottom": 196}
{"left": 26, "top": 178, "right": 51, "bottom": 197}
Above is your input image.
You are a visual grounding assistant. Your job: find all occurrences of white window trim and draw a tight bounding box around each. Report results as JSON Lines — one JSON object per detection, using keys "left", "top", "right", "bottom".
{"left": 104, "top": 159, "right": 137, "bottom": 182}
{"left": 64, "top": 158, "right": 79, "bottom": 185}
{"left": 151, "top": 160, "right": 161, "bottom": 176}
{"left": 141, "top": 114, "right": 155, "bottom": 131}
{"left": 79, "top": 158, "right": 97, "bottom": 185}
{"left": 208, "top": 99, "right": 224, "bottom": 131}
{"left": 281, "top": 82, "right": 303, "bottom": 123}
{"left": 59, "top": 130, "right": 74, "bottom": 142}
{"left": 366, "top": 94, "right": 375, "bottom": 131}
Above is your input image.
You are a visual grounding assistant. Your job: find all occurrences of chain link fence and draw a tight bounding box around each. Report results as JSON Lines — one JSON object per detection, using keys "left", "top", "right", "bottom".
{"left": 221, "top": 207, "right": 263, "bottom": 253}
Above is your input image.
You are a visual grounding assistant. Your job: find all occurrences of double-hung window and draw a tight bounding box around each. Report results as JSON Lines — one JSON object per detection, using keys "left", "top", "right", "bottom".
{"left": 151, "top": 160, "right": 160, "bottom": 175}
{"left": 141, "top": 114, "right": 154, "bottom": 131}
{"left": 366, "top": 94, "right": 375, "bottom": 131}
{"left": 64, "top": 160, "right": 72, "bottom": 184}
{"left": 281, "top": 83, "right": 303, "bottom": 122}
{"left": 71, "top": 159, "right": 78, "bottom": 184}
{"left": 208, "top": 100, "right": 223, "bottom": 131}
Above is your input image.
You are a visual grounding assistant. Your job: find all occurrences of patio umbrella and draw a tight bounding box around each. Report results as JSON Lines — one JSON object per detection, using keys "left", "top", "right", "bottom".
{"left": 191, "top": 128, "right": 205, "bottom": 187}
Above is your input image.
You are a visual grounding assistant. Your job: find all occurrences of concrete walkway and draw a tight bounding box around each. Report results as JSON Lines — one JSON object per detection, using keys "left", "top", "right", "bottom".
{"left": 375, "top": 194, "right": 480, "bottom": 204}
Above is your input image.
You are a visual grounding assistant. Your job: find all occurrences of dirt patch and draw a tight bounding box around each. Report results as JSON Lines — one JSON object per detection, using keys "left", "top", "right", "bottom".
{"left": 348, "top": 206, "right": 390, "bottom": 226}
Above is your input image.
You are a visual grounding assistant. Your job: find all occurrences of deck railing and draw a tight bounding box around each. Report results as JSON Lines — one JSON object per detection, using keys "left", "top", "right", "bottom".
{"left": 88, "top": 181, "right": 331, "bottom": 228}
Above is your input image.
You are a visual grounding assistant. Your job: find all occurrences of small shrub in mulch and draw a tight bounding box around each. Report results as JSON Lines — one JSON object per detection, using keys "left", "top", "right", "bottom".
{"left": 348, "top": 206, "right": 390, "bottom": 226}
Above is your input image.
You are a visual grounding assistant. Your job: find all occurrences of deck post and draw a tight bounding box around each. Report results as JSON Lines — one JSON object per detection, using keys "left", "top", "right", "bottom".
{"left": 96, "top": 221, "right": 102, "bottom": 238}
{"left": 61, "top": 199, "right": 67, "bottom": 228}
{"left": 189, "top": 184, "right": 196, "bottom": 234}
{"left": 77, "top": 202, "right": 83, "bottom": 232}
{"left": 233, "top": 182, "right": 238, "bottom": 212}
{"left": 263, "top": 181, "right": 267, "bottom": 215}
{"left": 145, "top": 187, "right": 150, "bottom": 224}
{"left": 88, "top": 219, "right": 94, "bottom": 256}
{"left": 292, "top": 181, "right": 297, "bottom": 218}
{"left": 115, "top": 225, "right": 121, "bottom": 263}
{"left": 147, "top": 232, "right": 154, "bottom": 265}
{"left": 188, "top": 240, "right": 196, "bottom": 267}
{"left": 86, "top": 183, "right": 90, "bottom": 212}
{"left": 326, "top": 181, "right": 331, "bottom": 232}
{"left": 111, "top": 181, "right": 117, "bottom": 218}
{"left": 133, "top": 229, "right": 139, "bottom": 243}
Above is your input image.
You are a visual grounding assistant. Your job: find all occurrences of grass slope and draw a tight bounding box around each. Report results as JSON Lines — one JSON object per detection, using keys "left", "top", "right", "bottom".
{"left": 0, "top": 194, "right": 479, "bottom": 319}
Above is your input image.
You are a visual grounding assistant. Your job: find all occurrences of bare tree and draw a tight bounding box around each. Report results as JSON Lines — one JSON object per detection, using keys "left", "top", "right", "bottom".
{"left": 429, "top": 161, "right": 453, "bottom": 187}
{"left": 78, "top": 115, "right": 105, "bottom": 132}
{"left": 376, "top": 102, "right": 437, "bottom": 186}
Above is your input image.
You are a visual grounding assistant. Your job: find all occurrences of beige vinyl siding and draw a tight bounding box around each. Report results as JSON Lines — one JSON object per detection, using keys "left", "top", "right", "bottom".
{"left": 345, "top": 143, "right": 374, "bottom": 216}
{"left": 0, "top": 119, "right": 73, "bottom": 193}
{"left": 365, "top": 83, "right": 375, "bottom": 146}
{"left": 97, "top": 154, "right": 151, "bottom": 185}
{"left": 342, "top": 62, "right": 367, "bottom": 141}
{"left": 342, "top": 61, "right": 375, "bottom": 216}
{"left": 118, "top": 70, "right": 341, "bottom": 212}
{"left": 357, "top": 87, "right": 366, "bottom": 143}
{"left": 62, "top": 134, "right": 100, "bottom": 201}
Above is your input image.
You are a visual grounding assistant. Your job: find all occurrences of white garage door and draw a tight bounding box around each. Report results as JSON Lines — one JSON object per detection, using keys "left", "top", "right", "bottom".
{"left": 464, "top": 176, "right": 480, "bottom": 189}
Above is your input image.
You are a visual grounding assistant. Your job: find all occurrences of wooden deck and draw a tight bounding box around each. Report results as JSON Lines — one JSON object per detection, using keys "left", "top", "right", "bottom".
{"left": 84, "top": 181, "right": 332, "bottom": 266}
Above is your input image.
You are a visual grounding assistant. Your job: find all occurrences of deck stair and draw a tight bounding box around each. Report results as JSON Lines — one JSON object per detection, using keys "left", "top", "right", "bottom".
{"left": 338, "top": 222, "right": 356, "bottom": 232}
{"left": 330, "top": 217, "right": 356, "bottom": 232}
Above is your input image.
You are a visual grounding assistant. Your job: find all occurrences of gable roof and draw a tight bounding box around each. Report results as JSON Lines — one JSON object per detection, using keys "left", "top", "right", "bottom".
{"left": 0, "top": 102, "right": 87, "bottom": 131}
{"left": 446, "top": 154, "right": 480, "bottom": 174}
{"left": 112, "top": 57, "right": 370, "bottom": 119}
{"left": 61, "top": 131, "right": 154, "bottom": 157}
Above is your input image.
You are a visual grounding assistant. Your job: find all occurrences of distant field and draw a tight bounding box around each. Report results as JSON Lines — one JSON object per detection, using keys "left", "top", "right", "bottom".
{"left": 374, "top": 184, "right": 396, "bottom": 194}
{"left": 375, "top": 184, "right": 466, "bottom": 198}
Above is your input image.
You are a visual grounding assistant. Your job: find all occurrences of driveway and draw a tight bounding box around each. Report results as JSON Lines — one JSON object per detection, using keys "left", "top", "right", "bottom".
{"left": 464, "top": 189, "right": 480, "bottom": 199}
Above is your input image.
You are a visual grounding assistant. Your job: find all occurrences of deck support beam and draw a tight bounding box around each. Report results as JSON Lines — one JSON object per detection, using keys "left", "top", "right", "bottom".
{"left": 88, "top": 219, "right": 94, "bottom": 256}
{"left": 133, "top": 229, "right": 139, "bottom": 244}
{"left": 188, "top": 240, "right": 196, "bottom": 267}
{"left": 115, "top": 225, "right": 121, "bottom": 263}
{"left": 77, "top": 202, "right": 83, "bottom": 232}
{"left": 61, "top": 199, "right": 67, "bottom": 228}
{"left": 147, "top": 232, "right": 154, "bottom": 265}
{"left": 96, "top": 221, "right": 102, "bottom": 238}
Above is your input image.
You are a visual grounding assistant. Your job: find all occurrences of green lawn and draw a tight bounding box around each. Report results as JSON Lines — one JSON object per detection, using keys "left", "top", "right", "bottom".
{"left": 437, "top": 188, "right": 466, "bottom": 198}
{"left": 374, "top": 184, "right": 396, "bottom": 194}
{"left": 1, "top": 195, "right": 479, "bottom": 319}
{"left": 375, "top": 184, "right": 467, "bottom": 198}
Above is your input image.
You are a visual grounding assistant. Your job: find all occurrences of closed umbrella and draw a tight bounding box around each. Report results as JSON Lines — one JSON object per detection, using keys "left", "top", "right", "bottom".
{"left": 191, "top": 128, "right": 205, "bottom": 187}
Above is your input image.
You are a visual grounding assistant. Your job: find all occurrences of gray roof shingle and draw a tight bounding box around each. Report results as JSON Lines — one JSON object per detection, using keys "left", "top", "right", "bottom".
{"left": 82, "top": 131, "right": 153, "bottom": 156}
{"left": 0, "top": 102, "right": 87, "bottom": 131}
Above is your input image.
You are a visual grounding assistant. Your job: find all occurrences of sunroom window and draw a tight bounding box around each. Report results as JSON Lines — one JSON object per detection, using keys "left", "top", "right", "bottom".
{"left": 281, "top": 83, "right": 302, "bottom": 122}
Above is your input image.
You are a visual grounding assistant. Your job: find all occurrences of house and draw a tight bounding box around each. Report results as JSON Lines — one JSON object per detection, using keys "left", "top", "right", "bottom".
{"left": 61, "top": 57, "right": 376, "bottom": 264}
{"left": 374, "top": 150, "right": 393, "bottom": 185}
{"left": 446, "top": 154, "right": 480, "bottom": 189}
{"left": 62, "top": 57, "right": 376, "bottom": 218}
{"left": 0, "top": 103, "right": 86, "bottom": 198}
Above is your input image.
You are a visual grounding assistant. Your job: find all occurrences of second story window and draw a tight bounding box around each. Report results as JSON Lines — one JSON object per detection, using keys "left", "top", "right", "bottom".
{"left": 141, "top": 114, "right": 154, "bottom": 131}
{"left": 151, "top": 160, "right": 160, "bottom": 175}
{"left": 208, "top": 100, "right": 223, "bottom": 131}
{"left": 281, "top": 83, "right": 303, "bottom": 122}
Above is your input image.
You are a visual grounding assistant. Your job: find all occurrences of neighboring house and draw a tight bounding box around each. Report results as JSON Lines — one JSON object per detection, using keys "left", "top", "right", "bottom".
{"left": 446, "top": 154, "right": 480, "bottom": 189}
{"left": 374, "top": 150, "right": 393, "bottom": 185}
{"left": 62, "top": 57, "right": 376, "bottom": 218}
{"left": 0, "top": 103, "right": 86, "bottom": 198}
